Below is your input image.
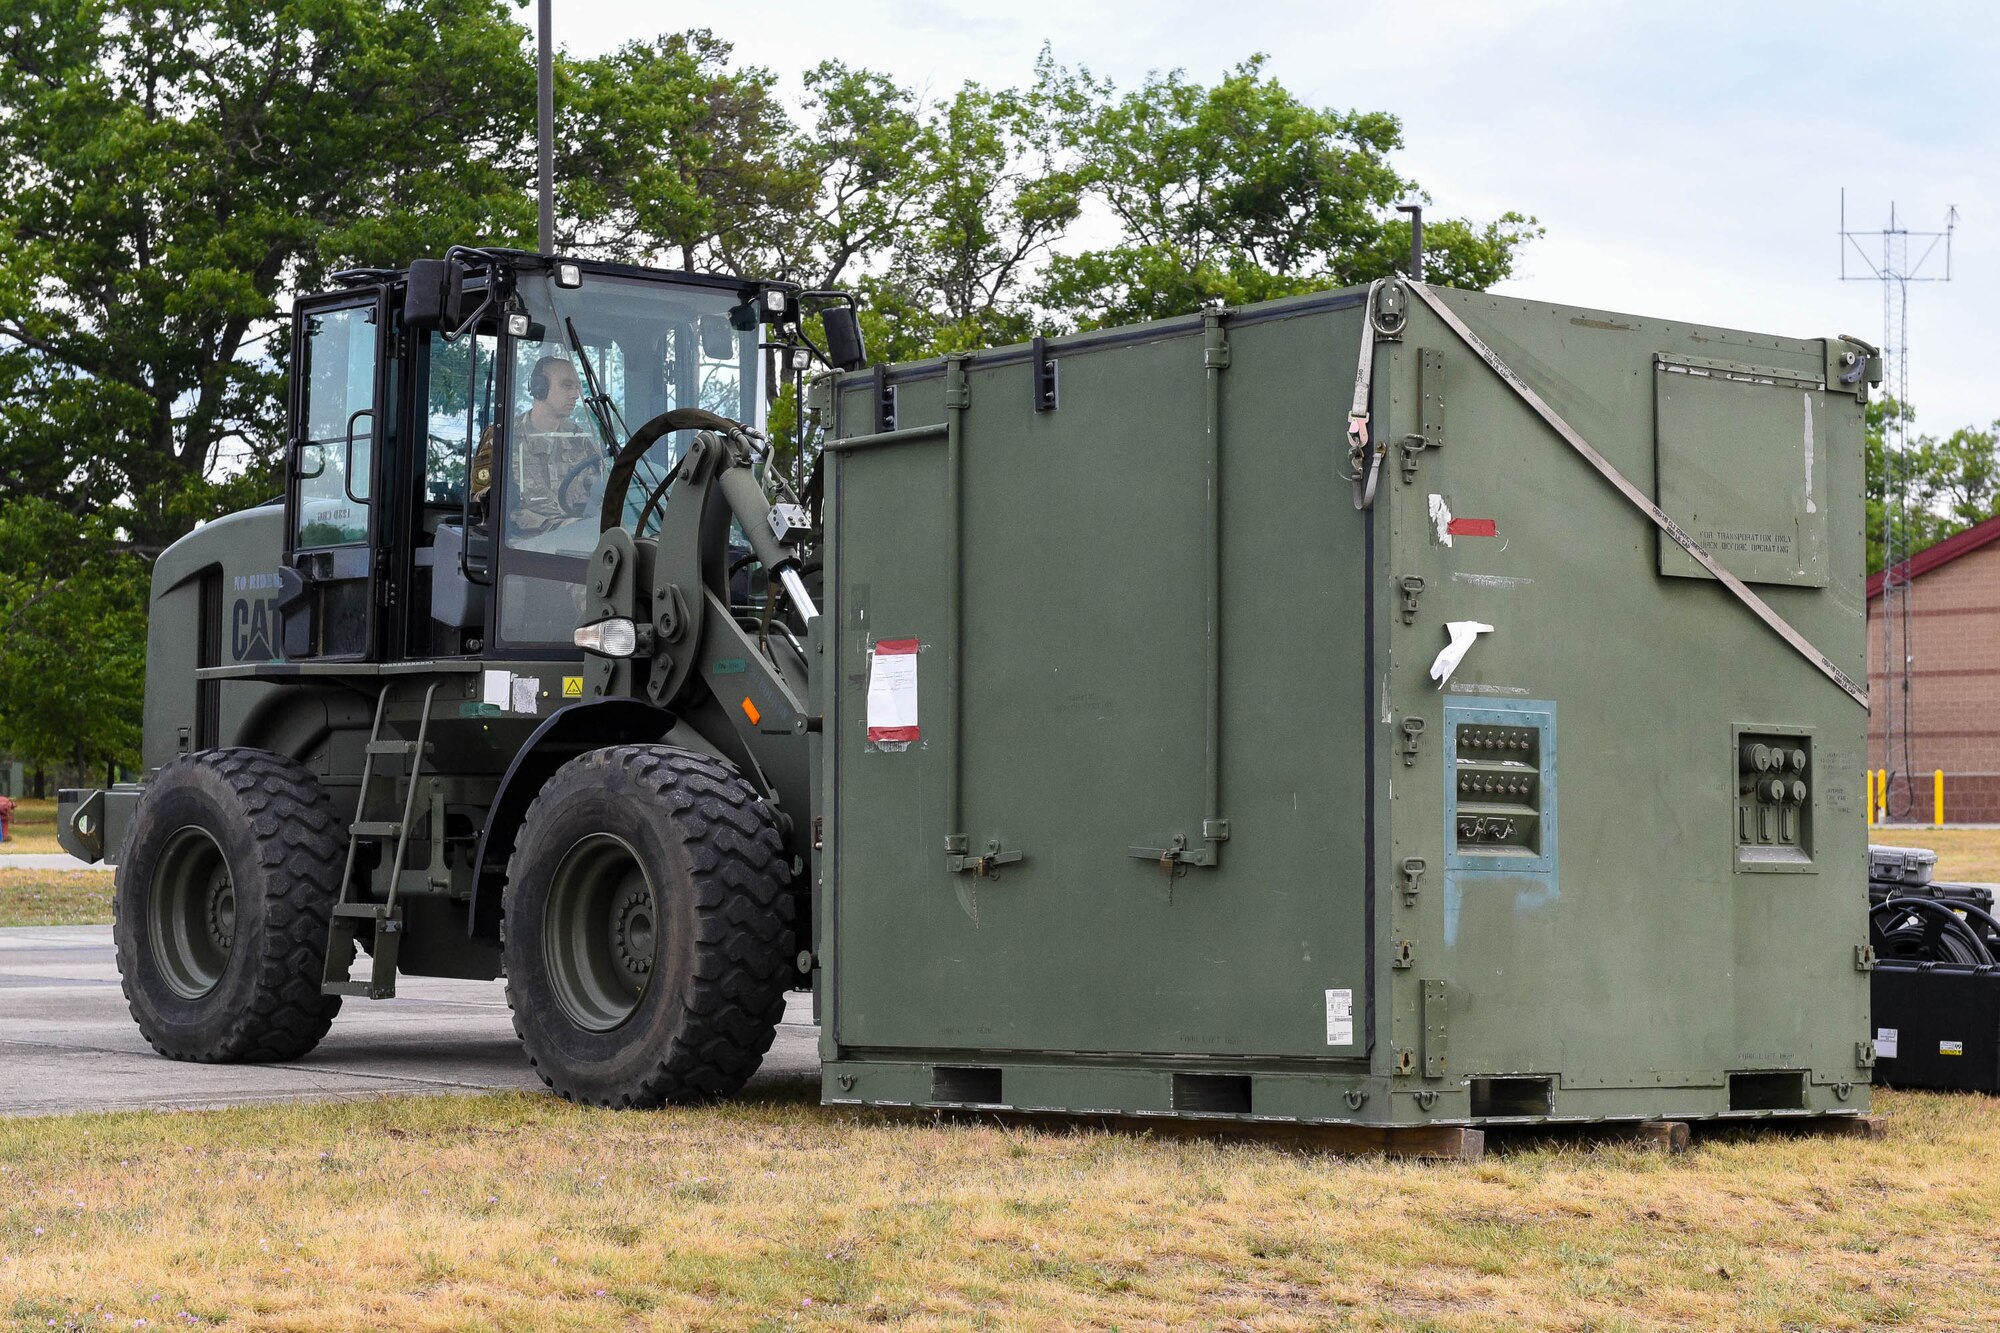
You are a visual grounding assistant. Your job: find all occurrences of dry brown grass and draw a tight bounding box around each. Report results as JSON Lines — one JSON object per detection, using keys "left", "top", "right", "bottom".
{"left": 0, "top": 1088, "right": 1994, "bottom": 1331}
{"left": 0, "top": 868, "right": 114, "bottom": 927}
{"left": 1869, "top": 825, "right": 2000, "bottom": 883}
{"left": 0, "top": 797, "right": 62, "bottom": 855}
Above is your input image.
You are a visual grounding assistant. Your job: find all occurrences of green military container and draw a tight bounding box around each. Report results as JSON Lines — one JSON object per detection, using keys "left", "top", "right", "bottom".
{"left": 812, "top": 279, "right": 1881, "bottom": 1133}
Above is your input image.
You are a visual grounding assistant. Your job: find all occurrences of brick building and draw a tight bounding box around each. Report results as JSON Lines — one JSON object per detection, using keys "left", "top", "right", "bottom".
{"left": 1868, "top": 513, "right": 2000, "bottom": 822}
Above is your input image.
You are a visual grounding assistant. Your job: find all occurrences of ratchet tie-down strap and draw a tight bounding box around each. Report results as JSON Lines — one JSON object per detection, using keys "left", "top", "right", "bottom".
{"left": 1345, "top": 278, "right": 1394, "bottom": 510}
{"left": 1352, "top": 278, "right": 1869, "bottom": 710}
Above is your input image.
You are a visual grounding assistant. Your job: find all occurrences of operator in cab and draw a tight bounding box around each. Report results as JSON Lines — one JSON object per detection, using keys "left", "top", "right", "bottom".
{"left": 470, "top": 355, "right": 606, "bottom": 538}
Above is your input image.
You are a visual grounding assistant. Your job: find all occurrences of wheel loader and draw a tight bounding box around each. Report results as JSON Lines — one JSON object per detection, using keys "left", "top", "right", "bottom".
{"left": 57, "top": 247, "right": 862, "bottom": 1106}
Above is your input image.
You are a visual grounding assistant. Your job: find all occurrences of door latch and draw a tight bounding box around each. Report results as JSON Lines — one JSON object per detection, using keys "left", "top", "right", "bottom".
{"left": 1400, "top": 856, "right": 1426, "bottom": 905}
{"left": 947, "top": 839, "right": 1022, "bottom": 879}
{"left": 1398, "top": 433, "right": 1431, "bottom": 483}
{"left": 1399, "top": 575, "right": 1426, "bottom": 624}
{"left": 1401, "top": 716, "right": 1426, "bottom": 766}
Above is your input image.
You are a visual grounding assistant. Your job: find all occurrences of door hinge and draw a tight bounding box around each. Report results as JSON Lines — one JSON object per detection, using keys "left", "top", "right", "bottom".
{"left": 1422, "top": 979, "right": 1448, "bottom": 1078}
{"left": 1031, "top": 335, "right": 1059, "bottom": 412}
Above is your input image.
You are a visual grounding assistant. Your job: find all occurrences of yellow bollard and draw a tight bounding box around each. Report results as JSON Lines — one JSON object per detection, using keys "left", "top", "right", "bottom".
{"left": 1866, "top": 769, "right": 1876, "bottom": 828}
{"left": 1935, "top": 769, "right": 1945, "bottom": 828}
{"left": 1881, "top": 769, "right": 1890, "bottom": 824}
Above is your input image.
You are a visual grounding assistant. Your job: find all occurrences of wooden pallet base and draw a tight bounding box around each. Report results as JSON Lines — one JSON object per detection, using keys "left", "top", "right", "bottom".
{"left": 902, "top": 1107, "right": 1487, "bottom": 1160}
{"left": 876, "top": 1107, "right": 1886, "bottom": 1161}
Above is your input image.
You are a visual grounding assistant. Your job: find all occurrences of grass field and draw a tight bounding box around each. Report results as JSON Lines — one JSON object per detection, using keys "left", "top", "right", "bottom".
{"left": 2, "top": 817, "right": 1997, "bottom": 1328}
{"left": 0, "top": 797, "right": 61, "bottom": 855}
{"left": 0, "top": 869, "right": 114, "bottom": 928}
{"left": 1868, "top": 824, "right": 2000, "bottom": 882}
{"left": 0, "top": 1088, "right": 1992, "bottom": 1331}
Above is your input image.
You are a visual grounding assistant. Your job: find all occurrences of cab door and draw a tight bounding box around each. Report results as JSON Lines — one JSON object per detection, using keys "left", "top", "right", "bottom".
{"left": 280, "top": 289, "right": 388, "bottom": 660}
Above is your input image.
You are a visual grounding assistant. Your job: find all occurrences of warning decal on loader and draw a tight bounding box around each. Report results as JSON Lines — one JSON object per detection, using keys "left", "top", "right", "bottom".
{"left": 867, "top": 639, "right": 920, "bottom": 748}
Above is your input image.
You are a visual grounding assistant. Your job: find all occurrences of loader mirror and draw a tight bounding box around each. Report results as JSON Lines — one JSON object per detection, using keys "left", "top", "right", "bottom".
{"left": 403, "top": 258, "right": 450, "bottom": 330}
{"left": 444, "top": 260, "right": 479, "bottom": 328}
{"left": 821, "top": 305, "right": 867, "bottom": 371}
{"left": 699, "top": 313, "right": 737, "bottom": 361}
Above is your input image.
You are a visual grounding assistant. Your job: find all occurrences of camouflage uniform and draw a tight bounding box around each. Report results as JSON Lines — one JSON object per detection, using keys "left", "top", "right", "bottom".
{"left": 508, "top": 417, "right": 603, "bottom": 536}
{"left": 470, "top": 412, "right": 604, "bottom": 537}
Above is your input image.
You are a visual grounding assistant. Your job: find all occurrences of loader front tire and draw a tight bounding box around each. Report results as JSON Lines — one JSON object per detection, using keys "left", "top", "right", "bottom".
{"left": 503, "top": 744, "right": 793, "bottom": 1108}
{"left": 114, "top": 749, "right": 345, "bottom": 1062}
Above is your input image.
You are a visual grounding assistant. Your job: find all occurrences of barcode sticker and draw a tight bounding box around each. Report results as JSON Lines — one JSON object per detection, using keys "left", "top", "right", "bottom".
{"left": 1325, "top": 988, "right": 1354, "bottom": 1046}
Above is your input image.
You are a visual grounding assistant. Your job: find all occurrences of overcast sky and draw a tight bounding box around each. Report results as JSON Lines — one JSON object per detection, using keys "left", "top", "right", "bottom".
{"left": 537, "top": 0, "right": 1993, "bottom": 433}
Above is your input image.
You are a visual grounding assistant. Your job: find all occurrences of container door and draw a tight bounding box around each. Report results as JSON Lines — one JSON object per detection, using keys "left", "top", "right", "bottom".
{"left": 281, "top": 290, "right": 387, "bottom": 660}
{"left": 825, "top": 307, "right": 1376, "bottom": 1064}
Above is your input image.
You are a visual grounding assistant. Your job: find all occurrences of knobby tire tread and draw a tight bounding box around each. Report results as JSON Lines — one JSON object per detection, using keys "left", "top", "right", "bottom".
{"left": 117, "top": 748, "right": 344, "bottom": 1062}
{"left": 505, "top": 744, "right": 792, "bottom": 1107}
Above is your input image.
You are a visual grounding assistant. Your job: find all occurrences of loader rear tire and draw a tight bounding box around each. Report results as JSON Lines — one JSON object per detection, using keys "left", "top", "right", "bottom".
{"left": 114, "top": 749, "right": 345, "bottom": 1062}
{"left": 502, "top": 744, "right": 793, "bottom": 1108}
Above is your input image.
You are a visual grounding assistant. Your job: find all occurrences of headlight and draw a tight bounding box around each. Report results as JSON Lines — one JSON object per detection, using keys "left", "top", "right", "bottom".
{"left": 573, "top": 618, "right": 638, "bottom": 657}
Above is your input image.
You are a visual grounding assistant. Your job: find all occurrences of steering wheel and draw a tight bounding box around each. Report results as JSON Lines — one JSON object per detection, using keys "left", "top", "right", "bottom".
{"left": 556, "top": 456, "right": 601, "bottom": 517}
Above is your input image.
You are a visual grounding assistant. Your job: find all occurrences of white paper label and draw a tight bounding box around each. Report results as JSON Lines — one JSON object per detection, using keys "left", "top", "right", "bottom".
{"left": 1325, "top": 988, "right": 1354, "bottom": 1046}
{"left": 511, "top": 676, "right": 539, "bottom": 714}
{"left": 482, "top": 669, "right": 511, "bottom": 710}
{"left": 1941, "top": 1039, "right": 1964, "bottom": 1057}
{"left": 867, "top": 639, "right": 921, "bottom": 748}
{"left": 1429, "top": 621, "right": 1494, "bottom": 689}
{"left": 1874, "top": 1027, "right": 1898, "bottom": 1059}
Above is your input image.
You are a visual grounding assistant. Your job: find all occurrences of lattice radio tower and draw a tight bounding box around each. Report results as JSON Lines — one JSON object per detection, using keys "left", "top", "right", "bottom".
{"left": 1841, "top": 191, "right": 1957, "bottom": 818}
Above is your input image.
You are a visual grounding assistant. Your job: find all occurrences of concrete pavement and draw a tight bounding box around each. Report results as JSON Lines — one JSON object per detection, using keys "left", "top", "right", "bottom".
{"left": 0, "top": 853, "right": 106, "bottom": 871}
{"left": 0, "top": 924, "right": 820, "bottom": 1117}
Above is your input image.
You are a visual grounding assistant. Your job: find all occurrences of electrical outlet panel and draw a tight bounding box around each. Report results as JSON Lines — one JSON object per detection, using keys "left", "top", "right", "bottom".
{"left": 1736, "top": 729, "right": 1813, "bottom": 870}
{"left": 1443, "top": 701, "right": 1557, "bottom": 879}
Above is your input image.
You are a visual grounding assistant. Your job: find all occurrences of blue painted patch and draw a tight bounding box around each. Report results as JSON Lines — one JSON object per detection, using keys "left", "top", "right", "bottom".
{"left": 1441, "top": 698, "right": 1558, "bottom": 948}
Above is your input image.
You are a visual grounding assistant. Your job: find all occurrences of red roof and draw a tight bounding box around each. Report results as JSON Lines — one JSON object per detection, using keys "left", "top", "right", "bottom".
{"left": 1867, "top": 510, "right": 2000, "bottom": 599}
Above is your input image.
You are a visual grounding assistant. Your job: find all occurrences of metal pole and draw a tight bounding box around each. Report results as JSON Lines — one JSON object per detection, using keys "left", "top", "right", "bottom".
{"left": 1396, "top": 203, "right": 1424, "bottom": 281}
{"left": 536, "top": 0, "right": 555, "bottom": 253}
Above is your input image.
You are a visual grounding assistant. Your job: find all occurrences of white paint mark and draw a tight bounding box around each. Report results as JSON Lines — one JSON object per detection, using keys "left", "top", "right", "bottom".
{"left": 1428, "top": 493, "right": 1454, "bottom": 547}
{"left": 1380, "top": 672, "right": 1392, "bottom": 724}
{"left": 1450, "top": 571, "right": 1534, "bottom": 590}
{"left": 1802, "top": 392, "right": 1817, "bottom": 514}
{"left": 1429, "top": 621, "right": 1494, "bottom": 689}
{"left": 1449, "top": 682, "right": 1532, "bottom": 697}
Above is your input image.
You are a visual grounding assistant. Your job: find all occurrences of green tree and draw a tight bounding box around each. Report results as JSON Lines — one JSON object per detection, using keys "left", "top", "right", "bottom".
{"left": 1036, "top": 55, "right": 1538, "bottom": 328}
{"left": 558, "top": 30, "right": 812, "bottom": 274}
{"left": 0, "top": 0, "right": 541, "bottom": 770}
{"left": 0, "top": 500, "right": 146, "bottom": 781}
{"left": 0, "top": 0, "right": 538, "bottom": 551}
{"left": 1867, "top": 396, "right": 2000, "bottom": 573}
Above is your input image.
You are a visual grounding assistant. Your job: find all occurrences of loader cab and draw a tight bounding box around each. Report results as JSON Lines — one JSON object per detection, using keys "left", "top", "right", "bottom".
{"left": 277, "top": 250, "right": 794, "bottom": 664}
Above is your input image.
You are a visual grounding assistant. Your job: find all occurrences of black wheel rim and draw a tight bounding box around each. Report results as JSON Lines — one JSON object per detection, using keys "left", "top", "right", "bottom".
{"left": 149, "top": 825, "right": 235, "bottom": 999}
{"left": 544, "top": 833, "right": 657, "bottom": 1032}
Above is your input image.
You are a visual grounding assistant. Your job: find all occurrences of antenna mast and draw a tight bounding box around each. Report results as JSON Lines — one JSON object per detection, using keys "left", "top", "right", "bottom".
{"left": 1840, "top": 190, "right": 1957, "bottom": 820}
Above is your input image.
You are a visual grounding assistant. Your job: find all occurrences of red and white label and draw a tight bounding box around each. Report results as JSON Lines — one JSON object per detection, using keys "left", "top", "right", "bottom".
{"left": 866, "top": 638, "right": 921, "bottom": 745}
